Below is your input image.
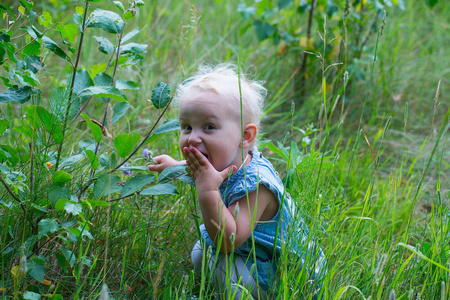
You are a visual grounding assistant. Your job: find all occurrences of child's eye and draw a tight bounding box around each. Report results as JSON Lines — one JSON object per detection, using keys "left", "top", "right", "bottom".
{"left": 205, "top": 124, "right": 215, "bottom": 130}
{"left": 183, "top": 125, "right": 192, "bottom": 131}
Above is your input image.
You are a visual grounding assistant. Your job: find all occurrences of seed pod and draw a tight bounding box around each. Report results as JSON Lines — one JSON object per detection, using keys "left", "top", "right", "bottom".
{"left": 99, "top": 283, "right": 110, "bottom": 300}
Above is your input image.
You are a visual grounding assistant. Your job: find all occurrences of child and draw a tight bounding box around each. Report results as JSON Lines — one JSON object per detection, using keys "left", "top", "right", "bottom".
{"left": 147, "top": 64, "right": 326, "bottom": 299}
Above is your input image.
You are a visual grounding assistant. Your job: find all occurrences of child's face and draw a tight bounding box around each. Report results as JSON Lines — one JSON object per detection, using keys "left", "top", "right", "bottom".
{"left": 179, "top": 88, "right": 245, "bottom": 172}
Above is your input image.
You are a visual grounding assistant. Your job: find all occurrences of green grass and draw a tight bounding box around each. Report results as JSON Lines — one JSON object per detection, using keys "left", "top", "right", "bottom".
{"left": 0, "top": 0, "right": 449, "bottom": 299}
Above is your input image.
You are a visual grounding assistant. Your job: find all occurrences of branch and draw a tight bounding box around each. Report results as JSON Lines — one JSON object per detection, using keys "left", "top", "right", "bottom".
{"left": 55, "top": 1, "right": 90, "bottom": 171}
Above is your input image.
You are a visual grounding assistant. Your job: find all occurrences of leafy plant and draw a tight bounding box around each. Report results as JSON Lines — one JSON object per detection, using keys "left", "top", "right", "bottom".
{"left": 238, "top": 0, "right": 406, "bottom": 101}
{"left": 0, "top": 0, "right": 186, "bottom": 297}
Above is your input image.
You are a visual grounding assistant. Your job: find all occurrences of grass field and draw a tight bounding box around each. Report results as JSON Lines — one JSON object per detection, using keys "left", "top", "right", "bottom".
{"left": 0, "top": 0, "right": 449, "bottom": 299}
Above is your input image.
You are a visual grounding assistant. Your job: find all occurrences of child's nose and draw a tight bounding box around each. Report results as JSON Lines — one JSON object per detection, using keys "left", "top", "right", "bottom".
{"left": 187, "top": 129, "right": 202, "bottom": 145}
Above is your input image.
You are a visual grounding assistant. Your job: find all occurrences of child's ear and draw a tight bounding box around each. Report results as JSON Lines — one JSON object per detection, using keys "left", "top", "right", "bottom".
{"left": 241, "top": 123, "right": 257, "bottom": 149}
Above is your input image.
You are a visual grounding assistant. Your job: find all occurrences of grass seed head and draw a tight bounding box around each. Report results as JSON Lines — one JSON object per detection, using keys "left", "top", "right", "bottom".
{"left": 389, "top": 289, "right": 396, "bottom": 300}
{"left": 99, "top": 283, "right": 110, "bottom": 300}
{"left": 380, "top": 10, "right": 387, "bottom": 37}
{"left": 344, "top": 0, "right": 350, "bottom": 18}
{"left": 206, "top": 245, "right": 212, "bottom": 262}
{"left": 374, "top": 253, "right": 387, "bottom": 282}
{"left": 19, "top": 252, "right": 28, "bottom": 274}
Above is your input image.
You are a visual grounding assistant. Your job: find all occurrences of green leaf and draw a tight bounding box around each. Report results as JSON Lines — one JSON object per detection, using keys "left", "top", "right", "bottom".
{"left": 0, "top": 31, "right": 11, "bottom": 43}
{"left": 278, "top": 0, "right": 294, "bottom": 9}
{"left": 0, "top": 86, "right": 32, "bottom": 103}
{"left": 39, "top": 11, "right": 53, "bottom": 27}
{"left": 23, "top": 55, "right": 44, "bottom": 73}
{"left": 49, "top": 87, "right": 75, "bottom": 122}
{"left": 119, "top": 42, "right": 147, "bottom": 55}
{"left": 19, "top": 0, "right": 34, "bottom": 12}
{"left": 237, "top": 4, "right": 256, "bottom": 20}
{"left": 64, "top": 202, "right": 82, "bottom": 215}
{"left": 94, "top": 173, "right": 122, "bottom": 198}
{"left": 23, "top": 70, "right": 40, "bottom": 85}
{"left": 121, "top": 174, "right": 155, "bottom": 196}
{"left": 48, "top": 186, "right": 71, "bottom": 206}
{"left": 60, "top": 154, "right": 85, "bottom": 168}
{"left": 93, "top": 72, "right": 112, "bottom": 86}
{"left": 61, "top": 245, "right": 75, "bottom": 266}
{"left": 158, "top": 164, "right": 187, "bottom": 182}
{"left": 0, "top": 145, "right": 18, "bottom": 165}
{"left": 0, "top": 5, "right": 16, "bottom": 22}
{"left": 23, "top": 291, "right": 41, "bottom": 300}
{"left": 22, "top": 25, "right": 41, "bottom": 39}
{"left": 0, "top": 44, "right": 6, "bottom": 64}
{"left": 94, "top": 36, "right": 114, "bottom": 54}
{"left": 23, "top": 41, "right": 41, "bottom": 56}
{"left": 111, "top": 102, "right": 130, "bottom": 124}
{"left": 114, "top": 132, "right": 140, "bottom": 157}
{"left": 4, "top": 41, "right": 16, "bottom": 64}
{"left": 120, "top": 165, "right": 148, "bottom": 171}
{"left": 177, "top": 174, "right": 195, "bottom": 186}
{"left": 141, "top": 183, "right": 178, "bottom": 196}
{"left": 86, "top": 199, "right": 109, "bottom": 208}
{"left": 154, "top": 119, "right": 180, "bottom": 135}
{"left": 18, "top": 236, "right": 37, "bottom": 257}
{"left": 38, "top": 218, "right": 59, "bottom": 239}
{"left": 53, "top": 170, "right": 72, "bottom": 184}
{"left": 87, "top": 9, "right": 124, "bottom": 34}
{"left": 57, "top": 23, "right": 78, "bottom": 44}
{"left": 151, "top": 82, "right": 171, "bottom": 109}
{"left": 71, "top": 69, "right": 94, "bottom": 103}
{"left": 0, "top": 119, "right": 9, "bottom": 136}
{"left": 35, "top": 106, "right": 63, "bottom": 144}
{"left": 80, "top": 86, "right": 127, "bottom": 101}
{"left": 425, "top": 0, "right": 438, "bottom": 7}
{"left": 42, "top": 36, "right": 70, "bottom": 61}
{"left": 266, "top": 141, "right": 288, "bottom": 161}
{"left": 123, "top": 9, "right": 136, "bottom": 20}
{"left": 122, "top": 27, "right": 140, "bottom": 43}
{"left": 85, "top": 149, "right": 100, "bottom": 169}
{"left": 252, "top": 20, "right": 275, "bottom": 41}
{"left": 99, "top": 152, "right": 116, "bottom": 169}
{"left": 67, "top": 227, "right": 81, "bottom": 238}
{"left": 115, "top": 80, "right": 139, "bottom": 90}
{"left": 30, "top": 203, "right": 48, "bottom": 213}
{"left": 81, "top": 113, "right": 103, "bottom": 142}
{"left": 113, "top": 1, "right": 125, "bottom": 12}
{"left": 55, "top": 198, "right": 70, "bottom": 211}
{"left": 55, "top": 252, "right": 67, "bottom": 272}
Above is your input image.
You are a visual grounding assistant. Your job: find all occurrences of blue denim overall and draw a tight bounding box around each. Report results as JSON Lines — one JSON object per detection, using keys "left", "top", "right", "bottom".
{"left": 198, "top": 148, "right": 327, "bottom": 292}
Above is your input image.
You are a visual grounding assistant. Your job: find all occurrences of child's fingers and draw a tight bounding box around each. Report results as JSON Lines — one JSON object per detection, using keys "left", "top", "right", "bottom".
{"left": 183, "top": 148, "right": 200, "bottom": 170}
{"left": 187, "top": 147, "right": 209, "bottom": 166}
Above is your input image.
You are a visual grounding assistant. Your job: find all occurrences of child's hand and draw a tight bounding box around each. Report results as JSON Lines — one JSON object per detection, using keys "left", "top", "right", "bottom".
{"left": 183, "top": 147, "right": 236, "bottom": 192}
{"left": 147, "top": 155, "right": 185, "bottom": 173}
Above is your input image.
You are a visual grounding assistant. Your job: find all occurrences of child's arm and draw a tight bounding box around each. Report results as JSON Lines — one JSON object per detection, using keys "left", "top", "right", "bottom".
{"left": 147, "top": 155, "right": 186, "bottom": 173}
{"left": 183, "top": 147, "right": 277, "bottom": 253}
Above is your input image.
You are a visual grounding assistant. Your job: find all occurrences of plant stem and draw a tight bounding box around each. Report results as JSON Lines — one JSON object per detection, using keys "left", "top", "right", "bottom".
{"left": 55, "top": 1, "right": 90, "bottom": 171}
{"left": 111, "top": 96, "right": 174, "bottom": 172}
{"left": 94, "top": 29, "right": 125, "bottom": 158}
{"left": 297, "top": 0, "right": 317, "bottom": 102}
{"left": 0, "top": 176, "right": 35, "bottom": 230}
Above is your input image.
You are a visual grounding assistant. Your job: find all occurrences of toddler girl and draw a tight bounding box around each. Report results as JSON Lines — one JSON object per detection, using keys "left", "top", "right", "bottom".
{"left": 147, "top": 64, "right": 326, "bottom": 299}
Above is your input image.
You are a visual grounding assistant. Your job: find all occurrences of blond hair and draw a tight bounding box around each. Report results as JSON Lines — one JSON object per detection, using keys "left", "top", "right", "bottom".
{"left": 175, "top": 63, "right": 267, "bottom": 129}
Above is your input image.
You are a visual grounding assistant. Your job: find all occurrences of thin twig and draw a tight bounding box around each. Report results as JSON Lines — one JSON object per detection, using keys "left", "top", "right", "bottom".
{"left": 55, "top": 1, "right": 90, "bottom": 171}
{"left": 111, "top": 95, "right": 174, "bottom": 173}
{"left": 0, "top": 176, "right": 35, "bottom": 229}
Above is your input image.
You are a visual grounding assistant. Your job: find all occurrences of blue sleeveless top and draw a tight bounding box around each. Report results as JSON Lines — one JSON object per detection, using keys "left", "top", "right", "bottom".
{"left": 199, "top": 148, "right": 327, "bottom": 291}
